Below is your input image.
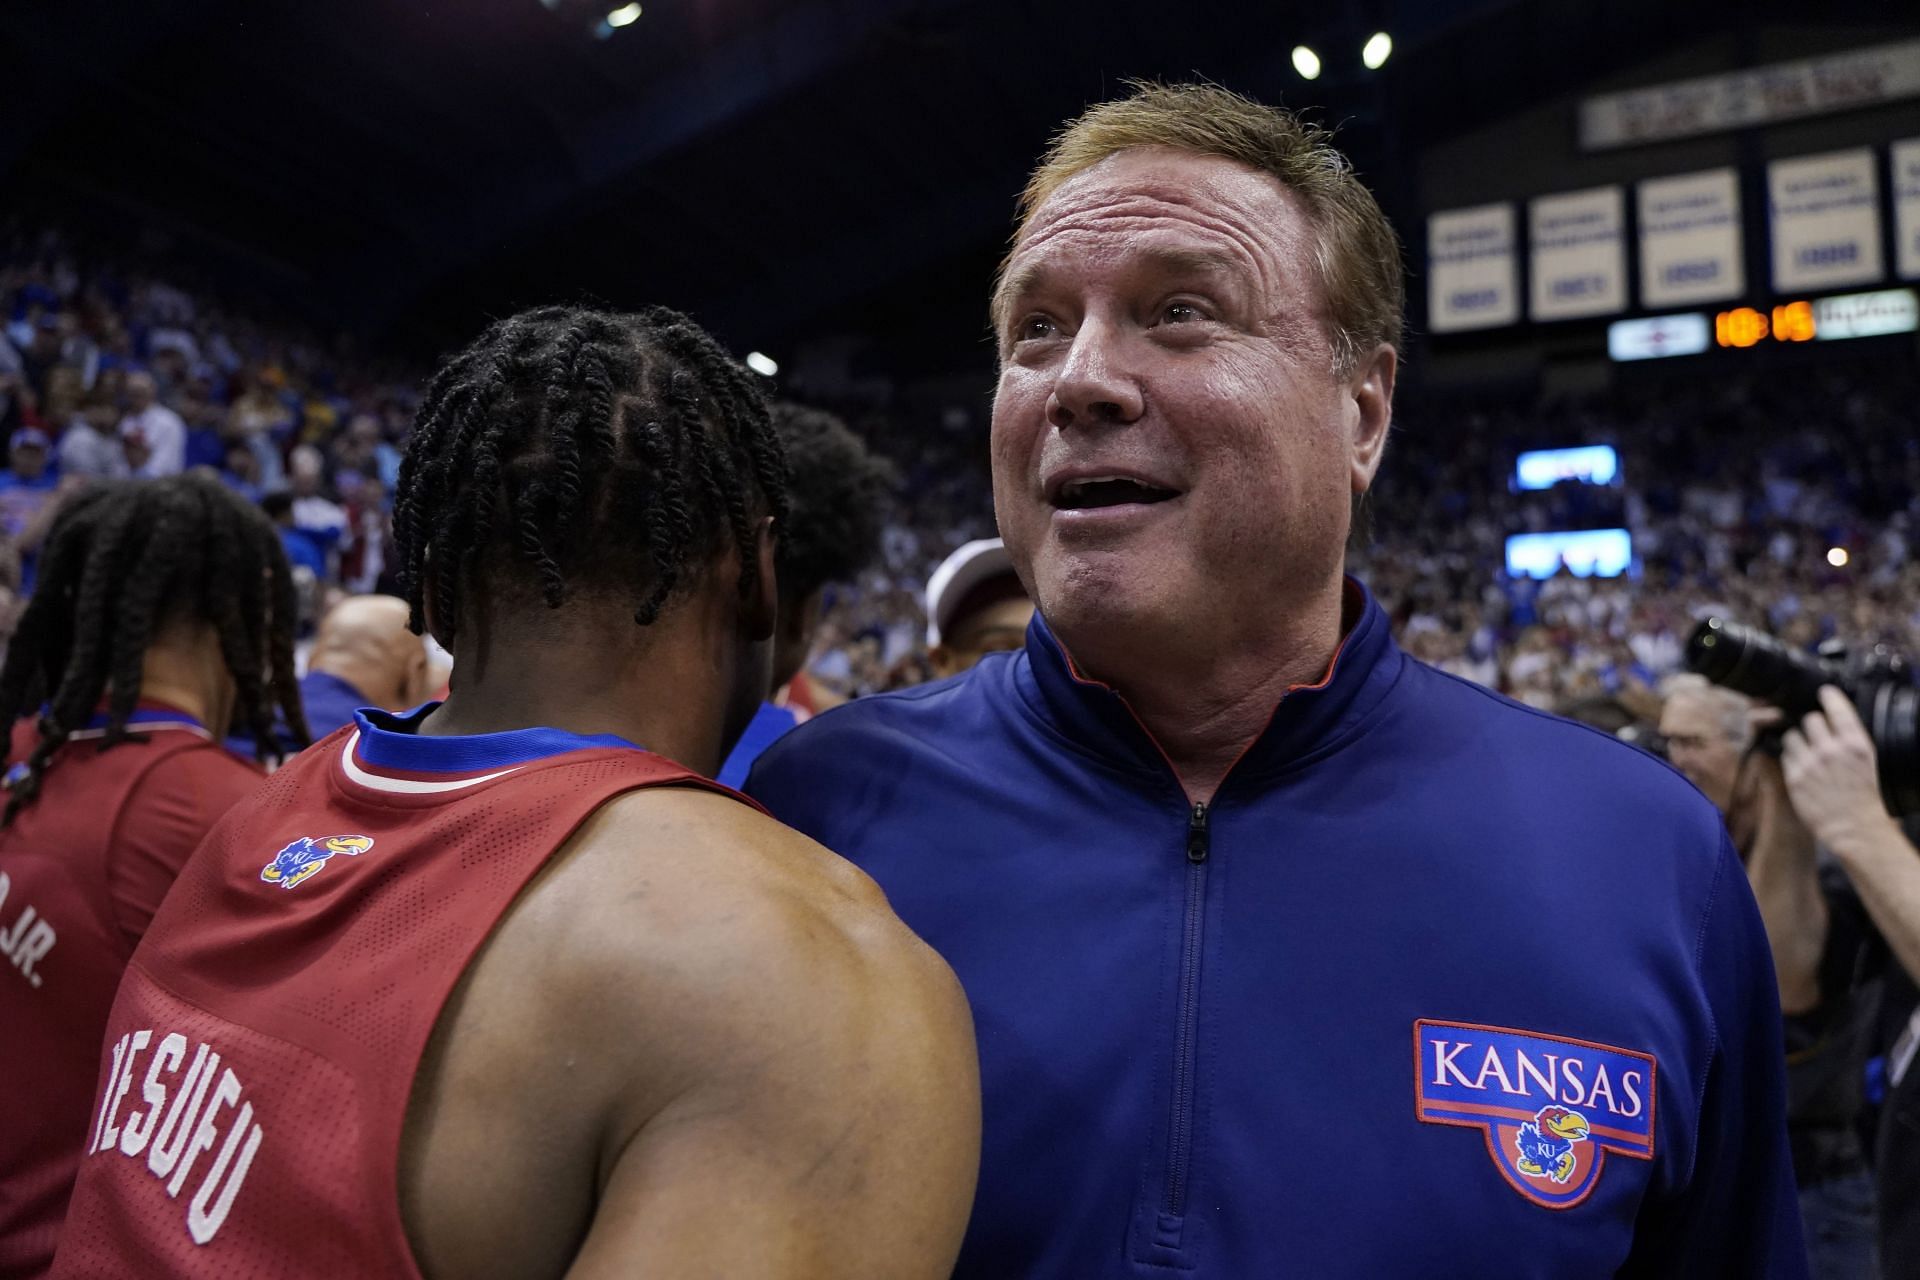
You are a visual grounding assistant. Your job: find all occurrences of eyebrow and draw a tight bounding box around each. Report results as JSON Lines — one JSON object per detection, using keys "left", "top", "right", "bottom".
{"left": 992, "top": 244, "right": 1248, "bottom": 331}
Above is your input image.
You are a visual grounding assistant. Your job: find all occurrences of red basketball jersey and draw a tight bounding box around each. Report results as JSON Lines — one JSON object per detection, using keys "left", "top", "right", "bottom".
{"left": 49, "top": 707, "right": 744, "bottom": 1278}
{"left": 0, "top": 706, "right": 262, "bottom": 1280}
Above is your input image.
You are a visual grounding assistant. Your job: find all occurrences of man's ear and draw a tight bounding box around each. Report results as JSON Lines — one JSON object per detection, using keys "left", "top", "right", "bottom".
{"left": 745, "top": 515, "right": 779, "bottom": 642}
{"left": 1348, "top": 342, "right": 1397, "bottom": 495}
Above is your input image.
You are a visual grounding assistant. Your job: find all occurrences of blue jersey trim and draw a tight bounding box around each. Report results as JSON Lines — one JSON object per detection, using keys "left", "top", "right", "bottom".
{"left": 81, "top": 706, "right": 208, "bottom": 732}
{"left": 351, "top": 704, "right": 642, "bottom": 773}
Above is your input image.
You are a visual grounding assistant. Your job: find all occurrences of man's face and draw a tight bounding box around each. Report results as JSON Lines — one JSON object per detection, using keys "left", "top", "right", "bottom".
{"left": 9, "top": 443, "right": 45, "bottom": 481}
{"left": 989, "top": 147, "right": 1391, "bottom": 652}
{"left": 127, "top": 377, "right": 155, "bottom": 412}
{"left": 1659, "top": 696, "right": 1743, "bottom": 814}
{"left": 931, "top": 595, "right": 1036, "bottom": 679}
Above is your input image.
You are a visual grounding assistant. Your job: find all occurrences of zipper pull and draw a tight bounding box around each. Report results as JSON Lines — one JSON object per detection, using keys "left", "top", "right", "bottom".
{"left": 1186, "top": 803, "right": 1210, "bottom": 863}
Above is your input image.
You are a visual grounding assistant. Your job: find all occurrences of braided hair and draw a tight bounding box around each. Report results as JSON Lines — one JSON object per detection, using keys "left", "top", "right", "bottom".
{"left": 768, "top": 401, "right": 896, "bottom": 605}
{"left": 0, "top": 474, "right": 307, "bottom": 824}
{"left": 393, "top": 305, "right": 788, "bottom": 644}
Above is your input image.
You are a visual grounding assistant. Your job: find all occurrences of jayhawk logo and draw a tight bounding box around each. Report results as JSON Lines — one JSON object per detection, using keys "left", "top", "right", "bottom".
{"left": 1415, "top": 1019, "right": 1656, "bottom": 1210}
{"left": 259, "top": 835, "right": 375, "bottom": 890}
{"left": 1515, "top": 1105, "right": 1591, "bottom": 1184}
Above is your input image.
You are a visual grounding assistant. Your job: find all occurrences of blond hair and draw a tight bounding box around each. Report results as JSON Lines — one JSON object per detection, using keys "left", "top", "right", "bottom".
{"left": 995, "top": 81, "right": 1404, "bottom": 377}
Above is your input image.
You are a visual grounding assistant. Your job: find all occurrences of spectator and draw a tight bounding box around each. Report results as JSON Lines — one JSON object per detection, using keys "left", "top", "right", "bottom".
{"left": 302, "top": 594, "right": 430, "bottom": 728}
{"left": 226, "top": 594, "right": 429, "bottom": 757}
{"left": 226, "top": 369, "right": 292, "bottom": 491}
{"left": 115, "top": 371, "right": 185, "bottom": 477}
{"left": 56, "top": 395, "right": 125, "bottom": 479}
{"left": 262, "top": 490, "right": 329, "bottom": 581}
{"left": 923, "top": 537, "right": 1033, "bottom": 679}
{"left": 0, "top": 428, "right": 60, "bottom": 540}
{"left": 288, "top": 442, "right": 346, "bottom": 538}
{"left": 219, "top": 437, "right": 264, "bottom": 503}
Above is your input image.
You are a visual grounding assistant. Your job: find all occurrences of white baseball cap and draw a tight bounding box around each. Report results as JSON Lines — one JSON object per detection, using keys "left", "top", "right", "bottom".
{"left": 925, "top": 537, "right": 1019, "bottom": 648}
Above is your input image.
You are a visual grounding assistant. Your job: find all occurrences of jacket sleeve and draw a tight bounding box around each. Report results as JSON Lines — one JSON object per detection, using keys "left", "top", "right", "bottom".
{"left": 1624, "top": 835, "right": 1809, "bottom": 1277}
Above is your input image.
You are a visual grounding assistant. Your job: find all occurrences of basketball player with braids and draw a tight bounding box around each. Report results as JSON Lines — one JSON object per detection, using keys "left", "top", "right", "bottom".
{"left": 53, "top": 305, "right": 978, "bottom": 1280}
{"left": 0, "top": 474, "right": 303, "bottom": 1277}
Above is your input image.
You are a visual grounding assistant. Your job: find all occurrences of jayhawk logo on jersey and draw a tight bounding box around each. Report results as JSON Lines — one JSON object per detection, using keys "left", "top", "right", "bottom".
{"left": 259, "top": 834, "right": 375, "bottom": 890}
{"left": 1415, "top": 1019, "right": 1656, "bottom": 1209}
{"left": 1515, "top": 1105, "right": 1590, "bottom": 1184}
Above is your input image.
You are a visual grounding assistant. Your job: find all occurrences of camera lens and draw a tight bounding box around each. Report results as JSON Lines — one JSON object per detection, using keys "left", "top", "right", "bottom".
{"left": 1867, "top": 683, "right": 1920, "bottom": 818}
{"left": 1686, "top": 617, "right": 1836, "bottom": 722}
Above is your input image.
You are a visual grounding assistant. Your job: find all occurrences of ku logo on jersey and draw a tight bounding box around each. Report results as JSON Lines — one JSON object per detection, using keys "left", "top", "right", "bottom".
{"left": 1414, "top": 1019, "right": 1656, "bottom": 1209}
{"left": 259, "top": 834, "right": 375, "bottom": 890}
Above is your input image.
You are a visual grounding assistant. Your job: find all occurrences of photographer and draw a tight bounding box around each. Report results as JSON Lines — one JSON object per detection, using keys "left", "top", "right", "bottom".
{"left": 1781, "top": 687, "right": 1920, "bottom": 1275}
{"left": 1664, "top": 674, "right": 1879, "bottom": 1276}
{"left": 1781, "top": 687, "right": 1920, "bottom": 999}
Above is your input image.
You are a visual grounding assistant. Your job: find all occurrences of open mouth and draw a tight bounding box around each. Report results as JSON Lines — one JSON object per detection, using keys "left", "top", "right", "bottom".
{"left": 1052, "top": 477, "right": 1181, "bottom": 510}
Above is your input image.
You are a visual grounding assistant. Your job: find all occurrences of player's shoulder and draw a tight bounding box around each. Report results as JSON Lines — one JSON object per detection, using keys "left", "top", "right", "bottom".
{"left": 544, "top": 785, "right": 960, "bottom": 1009}
{"left": 1399, "top": 659, "right": 1720, "bottom": 832}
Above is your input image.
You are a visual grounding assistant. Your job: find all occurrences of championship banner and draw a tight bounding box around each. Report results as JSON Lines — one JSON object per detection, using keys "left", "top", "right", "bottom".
{"left": 1428, "top": 203, "right": 1518, "bottom": 333}
{"left": 1580, "top": 38, "right": 1920, "bottom": 150}
{"left": 1769, "top": 148, "right": 1884, "bottom": 292}
{"left": 1895, "top": 138, "right": 1920, "bottom": 281}
{"left": 1529, "top": 186, "right": 1626, "bottom": 321}
{"left": 1638, "top": 169, "right": 1743, "bottom": 308}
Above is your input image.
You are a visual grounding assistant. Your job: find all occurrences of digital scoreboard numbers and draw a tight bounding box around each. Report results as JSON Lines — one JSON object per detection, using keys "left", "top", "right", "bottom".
{"left": 1713, "top": 301, "right": 1814, "bottom": 347}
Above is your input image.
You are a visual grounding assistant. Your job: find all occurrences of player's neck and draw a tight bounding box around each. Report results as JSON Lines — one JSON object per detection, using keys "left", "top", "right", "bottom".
{"left": 423, "top": 611, "right": 737, "bottom": 777}
{"left": 137, "top": 620, "right": 235, "bottom": 737}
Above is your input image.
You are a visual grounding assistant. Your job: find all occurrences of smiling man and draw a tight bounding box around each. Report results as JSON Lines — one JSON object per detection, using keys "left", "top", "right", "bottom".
{"left": 748, "top": 83, "right": 1803, "bottom": 1276}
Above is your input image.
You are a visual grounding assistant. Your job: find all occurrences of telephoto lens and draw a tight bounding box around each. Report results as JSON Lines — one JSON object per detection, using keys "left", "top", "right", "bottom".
{"left": 1685, "top": 617, "right": 1835, "bottom": 722}
{"left": 1687, "top": 617, "right": 1920, "bottom": 818}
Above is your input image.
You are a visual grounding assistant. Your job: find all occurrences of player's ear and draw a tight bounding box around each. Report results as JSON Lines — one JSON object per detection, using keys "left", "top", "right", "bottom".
{"left": 745, "top": 514, "right": 779, "bottom": 643}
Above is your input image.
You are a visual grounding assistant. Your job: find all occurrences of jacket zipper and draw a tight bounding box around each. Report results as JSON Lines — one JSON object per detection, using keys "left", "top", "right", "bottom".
{"left": 1165, "top": 801, "right": 1210, "bottom": 1221}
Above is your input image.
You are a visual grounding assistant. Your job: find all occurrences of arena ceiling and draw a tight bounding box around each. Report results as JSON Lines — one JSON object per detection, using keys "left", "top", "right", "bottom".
{"left": 3, "top": 0, "right": 1912, "bottom": 375}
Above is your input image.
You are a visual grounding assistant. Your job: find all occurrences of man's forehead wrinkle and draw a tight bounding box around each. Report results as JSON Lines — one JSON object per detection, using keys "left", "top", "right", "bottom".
{"left": 1005, "top": 214, "right": 1287, "bottom": 316}
{"left": 1018, "top": 187, "right": 1280, "bottom": 277}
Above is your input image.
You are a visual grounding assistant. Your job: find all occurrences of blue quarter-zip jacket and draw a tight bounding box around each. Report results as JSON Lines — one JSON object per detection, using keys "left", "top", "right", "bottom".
{"left": 747, "top": 583, "right": 1807, "bottom": 1278}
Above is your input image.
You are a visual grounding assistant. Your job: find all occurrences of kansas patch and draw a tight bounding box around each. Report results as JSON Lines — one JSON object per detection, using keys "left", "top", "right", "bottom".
{"left": 1414, "top": 1019, "right": 1655, "bottom": 1209}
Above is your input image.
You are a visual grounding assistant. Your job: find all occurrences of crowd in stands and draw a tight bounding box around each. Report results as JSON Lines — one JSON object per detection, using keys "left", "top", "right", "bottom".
{"left": 5, "top": 225, "right": 1918, "bottom": 730}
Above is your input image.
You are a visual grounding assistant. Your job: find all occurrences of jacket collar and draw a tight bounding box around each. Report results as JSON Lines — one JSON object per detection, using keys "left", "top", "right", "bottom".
{"left": 1012, "top": 577, "right": 1404, "bottom": 792}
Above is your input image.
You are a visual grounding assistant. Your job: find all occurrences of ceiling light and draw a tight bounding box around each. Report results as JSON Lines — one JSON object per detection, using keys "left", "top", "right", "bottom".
{"left": 1291, "top": 45, "right": 1322, "bottom": 81}
{"left": 1827, "top": 547, "right": 1850, "bottom": 567}
{"left": 607, "top": 3, "right": 642, "bottom": 28}
{"left": 1362, "top": 32, "right": 1393, "bottom": 70}
{"left": 745, "top": 351, "right": 779, "bottom": 377}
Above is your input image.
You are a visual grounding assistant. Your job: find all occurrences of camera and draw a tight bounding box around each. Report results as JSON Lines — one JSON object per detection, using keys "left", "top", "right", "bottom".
{"left": 1686, "top": 617, "right": 1920, "bottom": 817}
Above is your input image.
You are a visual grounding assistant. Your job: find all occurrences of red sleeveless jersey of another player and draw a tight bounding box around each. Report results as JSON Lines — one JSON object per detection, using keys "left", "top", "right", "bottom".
{"left": 50, "top": 706, "right": 743, "bottom": 1278}
{"left": 0, "top": 705, "right": 262, "bottom": 1280}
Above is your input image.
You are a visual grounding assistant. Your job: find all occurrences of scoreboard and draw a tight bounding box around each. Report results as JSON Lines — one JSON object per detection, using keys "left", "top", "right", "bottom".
{"left": 1609, "top": 288, "right": 1917, "bottom": 360}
